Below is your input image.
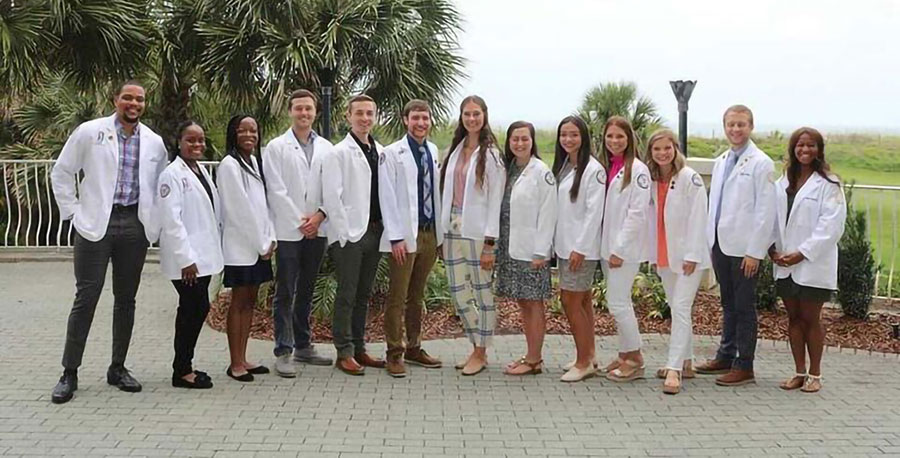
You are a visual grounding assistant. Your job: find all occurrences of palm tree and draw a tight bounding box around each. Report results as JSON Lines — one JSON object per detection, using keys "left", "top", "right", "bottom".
{"left": 191, "top": 0, "right": 465, "bottom": 138}
{"left": 578, "top": 81, "right": 664, "bottom": 150}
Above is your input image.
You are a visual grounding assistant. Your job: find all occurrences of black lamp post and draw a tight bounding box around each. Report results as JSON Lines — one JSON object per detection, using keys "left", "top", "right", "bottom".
{"left": 320, "top": 69, "right": 335, "bottom": 140}
{"left": 669, "top": 80, "right": 696, "bottom": 157}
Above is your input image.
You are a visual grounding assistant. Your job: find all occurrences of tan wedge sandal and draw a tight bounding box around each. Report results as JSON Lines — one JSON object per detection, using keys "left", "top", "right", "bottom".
{"left": 607, "top": 359, "right": 645, "bottom": 382}
{"left": 662, "top": 369, "right": 682, "bottom": 395}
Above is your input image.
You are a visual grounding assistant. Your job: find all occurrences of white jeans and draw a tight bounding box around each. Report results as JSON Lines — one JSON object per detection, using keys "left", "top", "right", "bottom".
{"left": 658, "top": 267, "right": 703, "bottom": 370}
{"left": 601, "top": 261, "right": 642, "bottom": 352}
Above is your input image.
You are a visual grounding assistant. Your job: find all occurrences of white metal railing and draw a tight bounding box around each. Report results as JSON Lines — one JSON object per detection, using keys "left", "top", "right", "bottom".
{"left": 1, "top": 159, "right": 898, "bottom": 299}
{"left": 0, "top": 159, "right": 218, "bottom": 249}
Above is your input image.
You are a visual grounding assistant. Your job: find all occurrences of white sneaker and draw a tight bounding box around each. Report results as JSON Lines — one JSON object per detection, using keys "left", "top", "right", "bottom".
{"left": 274, "top": 354, "right": 298, "bottom": 378}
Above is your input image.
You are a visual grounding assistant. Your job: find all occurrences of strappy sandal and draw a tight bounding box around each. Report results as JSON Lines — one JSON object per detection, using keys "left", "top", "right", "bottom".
{"left": 656, "top": 362, "right": 696, "bottom": 380}
{"left": 607, "top": 359, "right": 645, "bottom": 382}
{"left": 801, "top": 374, "right": 822, "bottom": 393}
{"left": 779, "top": 373, "right": 807, "bottom": 391}
{"left": 602, "top": 357, "right": 625, "bottom": 374}
{"left": 504, "top": 357, "right": 543, "bottom": 376}
{"left": 662, "top": 369, "right": 681, "bottom": 395}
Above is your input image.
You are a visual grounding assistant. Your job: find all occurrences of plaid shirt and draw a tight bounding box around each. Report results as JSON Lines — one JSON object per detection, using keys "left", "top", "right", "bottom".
{"left": 113, "top": 118, "right": 140, "bottom": 206}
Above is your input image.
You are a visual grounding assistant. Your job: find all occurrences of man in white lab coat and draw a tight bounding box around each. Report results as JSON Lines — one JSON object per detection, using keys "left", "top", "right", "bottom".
{"left": 317, "top": 95, "right": 386, "bottom": 375}
{"left": 378, "top": 100, "right": 444, "bottom": 377}
{"left": 698, "top": 105, "right": 776, "bottom": 386}
{"left": 49, "top": 80, "right": 168, "bottom": 403}
{"left": 263, "top": 89, "right": 335, "bottom": 377}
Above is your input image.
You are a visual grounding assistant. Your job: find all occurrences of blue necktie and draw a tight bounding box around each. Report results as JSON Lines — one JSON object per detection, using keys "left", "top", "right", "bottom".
{"left": 420, "top": 146, "right": 433, "bottom": 220}
{"left": 715, "top": 151, "right": 740, "bottom": 226}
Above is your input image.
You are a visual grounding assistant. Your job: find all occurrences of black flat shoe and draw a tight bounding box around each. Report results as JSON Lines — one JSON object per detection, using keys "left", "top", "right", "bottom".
{"left": 172, "top": 371, "right": 213, "bottom": 389}
{"left": 226, "top": 367, "right": 254, "bottom": 382}
{"left": 245, "top": 365, "right": 270, "bottom": 375}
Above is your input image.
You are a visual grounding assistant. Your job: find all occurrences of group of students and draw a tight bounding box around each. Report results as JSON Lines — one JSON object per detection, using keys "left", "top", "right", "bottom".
{"left": 48, "top": 80, "right": 846, "bottom": 404}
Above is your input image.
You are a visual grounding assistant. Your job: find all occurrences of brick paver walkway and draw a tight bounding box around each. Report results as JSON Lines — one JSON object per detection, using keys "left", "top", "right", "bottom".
{"left": 1, "top": 262, "right": 899, "bottom": 457}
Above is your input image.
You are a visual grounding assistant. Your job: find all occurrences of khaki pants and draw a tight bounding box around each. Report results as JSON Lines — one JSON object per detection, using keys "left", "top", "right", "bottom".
{"left": 384, "top": 227, "right": 438, "bottom": 359}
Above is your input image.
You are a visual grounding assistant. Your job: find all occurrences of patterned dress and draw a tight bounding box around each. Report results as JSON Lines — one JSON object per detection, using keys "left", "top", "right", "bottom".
{"left": 495, "top": 161, "right": 552, "bottom": 300}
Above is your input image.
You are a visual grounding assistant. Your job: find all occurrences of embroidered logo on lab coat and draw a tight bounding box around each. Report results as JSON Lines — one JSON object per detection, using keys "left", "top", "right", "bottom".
{"left": 636, "top": 173, "right": 650, "bottom": 189}
{"left": 544, "top": 171, "right": 555, "bottom": 186}
{"left": 181, "top": 178, "right": 192, "bottom": 191}
{"left": 691, "top": 173, "right": 704, "bottom": 187}
{"left": 378, "top": 152, "right": 386, "bottom": 165}
{"left": 596, "top": 168, "right": 607, "bottom": 185}
{"left": 160, "top": 184, "right": 171, "bottom": 198}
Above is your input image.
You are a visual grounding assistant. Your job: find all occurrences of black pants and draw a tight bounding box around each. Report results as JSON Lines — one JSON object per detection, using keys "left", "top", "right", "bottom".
{"left": 62, "top": 206, "right": 149, "bottom": 370}
{"left": 172, "top": 276, "right": 211, "bottom": 377}
{"left": 272, "top": 238, "right": 327, "bottom": 357}
{"left": 712, "top": 242, "right": 759, "bottom": 371}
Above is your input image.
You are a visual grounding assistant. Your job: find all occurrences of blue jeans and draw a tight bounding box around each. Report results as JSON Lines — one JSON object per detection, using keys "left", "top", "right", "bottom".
{"left": 272, "top": 237, "right": 327, "bottom": 357}
{"left": 712, "top": 242, "right": 759, "bottom": 371}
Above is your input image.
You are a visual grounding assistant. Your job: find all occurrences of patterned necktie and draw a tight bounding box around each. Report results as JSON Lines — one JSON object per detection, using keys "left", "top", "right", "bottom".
{"left": 420, "top": 146, "right": 433, "bottom": 220}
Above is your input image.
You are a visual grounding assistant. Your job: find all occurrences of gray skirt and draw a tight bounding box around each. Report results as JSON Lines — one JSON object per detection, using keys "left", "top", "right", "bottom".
{"left": 558, "top": 259, "right": 599, "bottom": 292}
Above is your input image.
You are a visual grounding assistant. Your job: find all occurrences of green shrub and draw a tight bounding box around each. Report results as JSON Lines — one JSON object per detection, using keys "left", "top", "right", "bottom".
{"left": 837, "top": 186, "right": 878, "bottom": 319}
{"left": 755, "top": 258, "right": 778, "bottom": 311}
{"left": 633, "top": 265, "right": 669, "bottom": 319}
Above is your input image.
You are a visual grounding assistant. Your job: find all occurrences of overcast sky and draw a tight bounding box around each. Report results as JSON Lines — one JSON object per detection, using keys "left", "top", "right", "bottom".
{"left": 453, "top": 0, "right": 900, "bottom": 134}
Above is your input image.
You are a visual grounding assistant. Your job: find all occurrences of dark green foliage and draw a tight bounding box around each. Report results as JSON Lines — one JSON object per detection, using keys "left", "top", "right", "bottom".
{"left": 756, "top": 258, "right": 777, "bottom": 311}
{"left": 837, "top": 186, "right": 877, "bottom": 319}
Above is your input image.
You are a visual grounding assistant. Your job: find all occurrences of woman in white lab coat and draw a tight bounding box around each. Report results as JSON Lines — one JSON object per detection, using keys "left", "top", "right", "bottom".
{"left": 495, "top": 121, "right": 557, "bottom": 376}
{"left": 770, "top": 127, "right": 846, "bottom": 393}
{"left": 217, "top": 114, "right": 277, "bottom": 383}
{"left": 158, "top": 121, "right": 222, "bottom": 389}
{"left": 439, "top": 95, "right": 505, "bottom": 376}
{"left": 598, "top": 116, "right": 651, "bottom": 382}
{"left": 645, "top": 129, "right": 711, "bottom": 394}
{"left": 553, "top": 116, "right": 606, "bottom": 382}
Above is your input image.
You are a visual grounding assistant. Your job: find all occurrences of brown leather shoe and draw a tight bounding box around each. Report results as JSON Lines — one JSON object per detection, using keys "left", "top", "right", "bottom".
{"left": 694, "top": 359, "right": 732, "bottom": 375}
{"left": 335, "top": 357, "right": 365, "bottom": 376}
{"left": 386, "top": 358, "right": 406, "bottom": 378}
{"left": 355, "top": 352, "right": 386, "bottom": 369}
{"left": 715, "top": 369, "right": 755, "bottom": 386}
{"left": 405, "top": 348, "right": 442, "bottom": 368}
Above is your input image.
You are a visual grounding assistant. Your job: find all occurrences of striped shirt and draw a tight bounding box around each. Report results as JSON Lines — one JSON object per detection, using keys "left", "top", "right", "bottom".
{"left": 113, "top": 119, "right": 140, "bottom": 206}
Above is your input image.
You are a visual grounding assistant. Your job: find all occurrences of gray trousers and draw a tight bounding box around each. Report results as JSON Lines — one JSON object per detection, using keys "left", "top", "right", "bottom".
{"left": 330, "top": 225, "right": 383, "bottom": 359}
{"left": 272, "top": 237, "right": 327, "bottom": 357}
{"left": 62, "top": 206, "right": 149, "bottom": 370}
{"left": 712, "top": 241, "right": 758, "bottom": 371}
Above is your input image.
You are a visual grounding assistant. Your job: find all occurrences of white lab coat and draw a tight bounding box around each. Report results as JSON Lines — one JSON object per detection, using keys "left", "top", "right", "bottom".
{"left": 554, "top": 156, "right": 606, "bottom": 260}
{"left": 262, "top": 129, "right": 334, "bottom": 241}
{"left": 51, "top": 113, "right": 167, "bottom": 243}
{"left": 773, "top": 173, "right": 846, "bottom": 290}
{"left": 600, "top": 158, "right": 652, "bottom": 262}
{"left": 507, "top": 156, "right": 557, "bottom": 261}
{"left": 318, "top": 133, "right": 384, "bottom": 247}
{"left": 647, "top": 166, "right": 712, "bottom": 274}
{"left": 157, "top": 157, "right": 224, "bottom": 280}
{"left": 439, "top": 142, "right": 505, "bottom": 240}
{"left": 216, "top": 155, "right": 276, "bottom": 266}
{"left": 707, "top": 141, "right": 776, "bottom": 260}
{"left": 377, "top": 136, "right": 443, "bottom": 252}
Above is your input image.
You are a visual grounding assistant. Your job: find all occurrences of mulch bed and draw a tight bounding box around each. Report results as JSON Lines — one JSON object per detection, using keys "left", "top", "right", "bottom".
{"left": 207, "top": 290, "right": 900, "bottom": 354}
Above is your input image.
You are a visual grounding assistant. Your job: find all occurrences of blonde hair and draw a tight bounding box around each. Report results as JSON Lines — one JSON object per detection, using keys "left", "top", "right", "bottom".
{"left": 645, "top": 129, "right": 686, "bottom": 182}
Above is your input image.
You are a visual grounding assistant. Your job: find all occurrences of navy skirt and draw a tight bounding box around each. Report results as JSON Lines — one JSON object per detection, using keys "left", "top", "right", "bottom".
{"left": 223, "top": 259, "right": 273, "bottom": 288}
{"left": 776, "top": 276, "right": 833, "bottom": 303}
